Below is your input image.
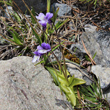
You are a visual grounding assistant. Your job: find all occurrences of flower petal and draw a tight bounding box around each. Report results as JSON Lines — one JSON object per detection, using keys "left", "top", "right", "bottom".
{"left": 41, "top": 42, "right": 51, "bottom": 50}
{"left": 46, "top": 49, "right": 51, "bottom": 52}
{"left": 38, "top": 49, "right": 48, "bottom": 54}
{"left": 37, "top": 45, "right": 43, "bottom": 50}
{"left": 45, "top": 12, "right": 53, "bottom": 20}
{"left": 33, "top": 51, "right": 42, "bottom": 56}
{"left": 39, "top": 20, "right": 47, "bottom": 28}
{"left": 33, "top": 51, "right": 38, "bottom": 55}
{"left": 36, "top": 13, "right": 45, "bottom": 20}
{"left": 32, "top": 55, "right": 40, "bottom": 63}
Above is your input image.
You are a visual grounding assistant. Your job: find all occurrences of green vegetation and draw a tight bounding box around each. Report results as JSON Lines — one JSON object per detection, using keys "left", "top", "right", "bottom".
{"left": 0, "top": 0, "right": 110, "bottom": 109}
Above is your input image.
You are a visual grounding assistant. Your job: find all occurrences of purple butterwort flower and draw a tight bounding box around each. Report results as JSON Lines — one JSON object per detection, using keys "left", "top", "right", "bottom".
{"left": 36, "top": 12, "right": 53, "bottom": 28}
{"left": 32, "top": 51, "right": 42, "bottom": 63}
{"left": 37, "top": 45, "right": 43, "bottom": 50}
{"left": 36, "top": 13, "right": 45, "bottom": 21}
{"left": 32, "top": 43, "right": 51, "bottom": 63}
{"left": 45, "top": 12, "right": 53, "bottom": 20}
{"left": 38, "top": 42, "right": 51, "bottom": 54}
{"left": 39, "top": 20, "right": 47, "bottom": 28}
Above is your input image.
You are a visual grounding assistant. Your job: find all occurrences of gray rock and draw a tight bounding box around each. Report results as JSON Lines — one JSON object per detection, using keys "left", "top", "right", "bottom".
{"left": 84, "top": 24, "right": 97, "bottom": 33}
{"left": 50, "top": 49, "right": 62, "bottom": 62}
{"left": 102, "top": 83, "right": 110, "bottom": 104}
{"left": 51, "top": 3, "right": 71, "bottom": 17}
{"left": 102, "top": 21, "right": 110, "bottom": 29}
{"left": 104, "top": 92, "right": 110, "bottom": 104}
{"left": 4, "top": 6, "right": 14, "bottom": 18}
{"left": 0, "top": 35, "right": 7, "bottom": 44}
{"left": 70, "top": 24, "right": 110, "bottom": 67}
{"left": 91, "top": 65, "right": 110, "bottom": 103}
{"left": 91, "top": 65, "right": 110, "bottom": 89}
{"left": 67, "top": 67, "right": 83, "bottom": 79}
{"left": 0, "top": 56, "right": 73, "bottom": 110}
{"left": 13, "top": 0, "right": 46, "bottom": 13}
{"left": 12, "top": 0, "right": 56, "bottom": 13}
{"left": 95, "top": 31, "right": 110, "bottom": 66}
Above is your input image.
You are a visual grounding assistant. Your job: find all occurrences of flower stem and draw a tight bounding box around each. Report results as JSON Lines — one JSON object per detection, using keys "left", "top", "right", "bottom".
{"left": 47, "top": 0, "right": 51, "bottom": 12}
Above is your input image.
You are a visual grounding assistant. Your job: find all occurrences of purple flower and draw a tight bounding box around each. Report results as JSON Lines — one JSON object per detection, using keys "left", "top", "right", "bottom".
{"left": 45, "top": 12, "right": 53, "bottom": 20}
{"left": 32, "top": 43, "right": 51, "bottom": 63}
{"left": 36, "top": 13, "right": 46, "bottom": 21}
{"left": 38, "top": 42, "right": 51, "bottom": 54}
{"left": 32, "top": 51, "right": 42, "bottom": 63}
{"left": 36, "top": 12, "right": 53, "bottom": 28}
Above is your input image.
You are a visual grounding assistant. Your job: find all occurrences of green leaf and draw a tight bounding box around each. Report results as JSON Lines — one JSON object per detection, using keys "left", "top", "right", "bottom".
{"left": 45, "top": 66, "right": 60, "bottom": 86}
{"left": 9, "top": 30, "right": 23, "bottom": 45}
{"left": 0, "top": 0, "right": 12, "bottom": 6}
{"left": 70, "top": 78, "right": 86, "bottom": 87}
{"left": 34, "top": 60, "right": 45, "bottom": 66}
{"left": 60, "top": 84, "right": 70, "bottom": 93}
{"left": 87, "top": 86, "right": 96, "bottom": 95}
{"left": 57, "top": 73, "right": 69, "bottom": 86}
{"left": 68, "top": 75, "right": 75, "bottom": 86}
{"left": 47, "top": 0, "right": 51, "bottom": 12}
{"left": 30, "top": 7, "right": 36, "bottom": 24}
{"left": 48, "top": 42, "right": 64, "bottom": 55}
{"left": 67, "top": 87, "right": 76, "bottom": 106}
{"left": 51, "top": 7, "right": 59, "bottom": 23}
{"left": 13, "top": 12, "right": 21, "bottom": 22}
{"left": 55, "top": 19, "right": 69, "bottom": 30}
{"left": 49, "top": 18, "right": 69, "bottom": 34}
{"left": 92, "top": 52, "right": 97, "bottom": 59}
{"left": 85, "top": 96, "right": 97, "bottom": 102}
{"left": 32, "top": 28, "right": 42, "bottom": 45}
{"left": 0, "top": 33, "right": 17, "bottom": 45}
{"left": 46, "top": 66, "right": 78, "bottom": 106}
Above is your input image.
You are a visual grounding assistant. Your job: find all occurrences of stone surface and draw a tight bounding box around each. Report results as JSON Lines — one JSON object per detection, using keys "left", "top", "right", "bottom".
{"left": 70, "top": 24, "right": 110, "bottom": 67}
{"left": 102, "top": 83, "right": 110, "bottom": 104}
{"left": 51, "top": 3, "right": 71, "bottom": 17}
{"left": 91, "top": 65, "right": 110, "bottom": 103}
{"left": 4, "top": 6, "right": 14, "bottom": 18}
{"left": 12, "top": 0, "right": 56, "bottom": 13}
{"left": 95, "top": 31, "right": 110, "bottom": 66}
{"left": 105, "top": 92, "right": 110, "bottom": 104}
{"left": 91, "top": 65, "right": 110, "bottom": 89}
{"left": 0, "top": 56, "right": 73, "bottom": 110}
